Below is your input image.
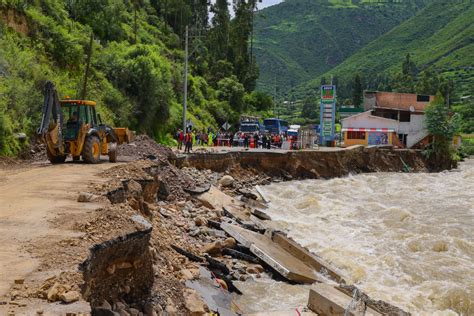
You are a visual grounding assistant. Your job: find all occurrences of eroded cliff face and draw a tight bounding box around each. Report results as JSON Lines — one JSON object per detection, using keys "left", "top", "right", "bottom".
{"left": 176, "top": 147, "right": 429, "bottom": 179}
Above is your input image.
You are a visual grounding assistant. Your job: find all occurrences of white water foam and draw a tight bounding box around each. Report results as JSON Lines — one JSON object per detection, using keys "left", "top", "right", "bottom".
{"left": 251, "top": 159, "right": 474, "bottom": 315}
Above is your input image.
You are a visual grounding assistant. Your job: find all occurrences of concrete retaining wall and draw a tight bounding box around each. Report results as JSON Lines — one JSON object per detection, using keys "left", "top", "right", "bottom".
{"left": 176, "top": 146, "right": 429, "bottom": 179}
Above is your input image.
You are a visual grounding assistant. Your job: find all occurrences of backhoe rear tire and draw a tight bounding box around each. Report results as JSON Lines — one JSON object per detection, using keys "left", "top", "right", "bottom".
{"left": 82, "top": 136, "right": 101, "bottom": 164}
{"left": 47, "top": 149, "right": 66, "bottom": 164}
{"left": 108, "top": 142, "right": 117, "bottom": 163}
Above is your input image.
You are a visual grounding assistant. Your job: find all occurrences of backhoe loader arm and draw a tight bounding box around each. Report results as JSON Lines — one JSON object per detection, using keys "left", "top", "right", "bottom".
{"left": 37, "top": 81, "right": 63, "bottom": 148}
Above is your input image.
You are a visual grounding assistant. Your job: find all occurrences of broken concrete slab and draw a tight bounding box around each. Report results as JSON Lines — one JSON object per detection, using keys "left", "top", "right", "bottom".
{"left": 221, "top": 223, "right": 320, "bottom": 283}
{"left": 239, "top": 196, "right": 268, "bottom": 209}
{"left": 307, "top": 283, "right": 382, "bottom": 316}
{"left": 185, "top": 267, "right": 236, "bottom": 316}
{"left": 197, "top": 186, "right": 241, "bottom": 210}
{"left": 223, "top": 204, "right": 251, "bottom": 222}
{"left": 255, "top": 185, "right": 270, "bottom": 203}
{"left": 251, "top": 208, "right": 271, "bottom": 221}
{"left": 271, "top": 232, "right": 344, "bottom": 284}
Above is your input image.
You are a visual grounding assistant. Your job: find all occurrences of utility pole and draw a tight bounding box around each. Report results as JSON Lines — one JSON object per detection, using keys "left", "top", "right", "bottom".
{"left": 182, "top": 0, "right": 207, "bottom": 132}
{"left": 183, "top": 25, "right": 189, "bottom": 132}
{"left": 81, "top": 32, "right": 94, "bottom": 100}
{"left": 249, "top": 0, "right": 256, "bottom": 75}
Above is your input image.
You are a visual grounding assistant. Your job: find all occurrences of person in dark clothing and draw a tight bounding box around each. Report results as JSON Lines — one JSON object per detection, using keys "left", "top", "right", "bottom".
{"left": 262, "top": 134, "right": 267, "bottom": 149}
{"left": 244, "top": 133, "right": 250, "bottom": 148}
{"left": 184, "top": 131, "right": 192, "bottom": 153}
{"left": 254, "top": 133, "right": 260, "bottom": 148}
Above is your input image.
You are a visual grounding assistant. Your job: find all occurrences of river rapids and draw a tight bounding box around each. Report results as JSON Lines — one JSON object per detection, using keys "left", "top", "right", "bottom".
{"left": 237, "top": 159, "right": 473, "bottom": 315}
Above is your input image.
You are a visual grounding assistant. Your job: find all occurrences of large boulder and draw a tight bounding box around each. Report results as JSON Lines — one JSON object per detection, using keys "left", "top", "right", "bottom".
{"left": 219, "top": 175, "right": 235, "bottom": 187}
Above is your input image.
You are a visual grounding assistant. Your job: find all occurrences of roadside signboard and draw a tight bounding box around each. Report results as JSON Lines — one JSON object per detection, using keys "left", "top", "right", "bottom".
{"left": 222, "top": 122, "right": 231, "bottom": 131}
{"left": 319, "top": 85, "right": 336, "bottom": 144}
{"left": 321, "top": 85, "right": 336, "bottom": 104}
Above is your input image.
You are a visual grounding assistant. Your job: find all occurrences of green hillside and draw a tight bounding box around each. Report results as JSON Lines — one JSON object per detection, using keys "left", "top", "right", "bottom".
{"left": 0, "top": 0, "right": 269, "bottom": 156}
{"left": 253, "top": 0, "right": 431, "bottom": 95}
{"left": 296, "top": 0, "right": 474, "bottom": 99}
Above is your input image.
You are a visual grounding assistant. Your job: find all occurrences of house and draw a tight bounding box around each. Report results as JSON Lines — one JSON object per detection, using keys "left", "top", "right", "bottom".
{"left": 339, "top": 105, "right": 364, "bottom": 120}
{"left": 342, "top": 91, "right": 435, "bottom": 148}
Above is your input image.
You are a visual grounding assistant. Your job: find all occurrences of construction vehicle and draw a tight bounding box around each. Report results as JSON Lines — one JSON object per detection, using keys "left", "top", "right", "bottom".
{"left": 37, "top": 81, "right": 132, "bottom": 164}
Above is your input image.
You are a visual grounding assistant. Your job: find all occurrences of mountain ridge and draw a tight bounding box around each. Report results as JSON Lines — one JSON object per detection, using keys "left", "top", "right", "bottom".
{"left": 254, "top": 0, "right": 433, "bottom": 95}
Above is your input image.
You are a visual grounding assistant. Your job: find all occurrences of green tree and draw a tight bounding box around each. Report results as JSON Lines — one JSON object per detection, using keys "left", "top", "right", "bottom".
{"left": 415, "top": 70, "right": 439, "bottom": 95}
{"left": 402, "top": 53, "right": 417, "bottom": 77}
{"left": 320, "top": 76, "right": 327, "bottom": 87}
{"left": 392, "top": 54, "right": 418, "bottom": 93}
{"left": 192, "top": 0, "right": 209, "bottom": 32}
{"left": 102, "top": 44, "right": 173, "bottom": 136}
{"left": 300, "top": 96, "right": 319, "bottom": 120}
{"left": 352, "top": 74, "right": 363, "bottom": 107}
{"left": 209, "top": 0, "right": 230, "bottom": 62}
{"left": 66, "top": 0, "right": 128, "bottom": 42}
{"left": 392, "top": 72, "right": 415, "bottom": 93}
{"left": 229, "top": 0, "right": 258, "bottom": 91}
{"left": 438, "top": 77, "right": 454, "bottom": 106}
{"left": 453, "top": 98, "right": 474, "bottom": 133}
{"left": 151, "top": 0, "right": 192, "bottom": 36}
{"left": 244, "top": 91, "right": 274, "bottom": 111}
{"left": 216, "top": 76, "right": 245, "bottom": 112}
{"left": 425, "top": 93, "right": 460, "bottom": 167}
{"left": 208, "top": 59, "right": 234, "bottom": 87}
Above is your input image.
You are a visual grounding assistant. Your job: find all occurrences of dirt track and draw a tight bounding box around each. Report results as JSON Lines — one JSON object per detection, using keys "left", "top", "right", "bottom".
{"left": 0, "top": 161, "right": 115, "bottom": 309}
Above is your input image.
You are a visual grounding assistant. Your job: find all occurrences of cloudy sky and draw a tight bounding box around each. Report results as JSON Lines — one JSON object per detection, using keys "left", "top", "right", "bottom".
{"left": 257, "top": 0, "right": 284, "bottom": 10}
{"left": 210, "top": 0, "right": 284, "bottom": 14}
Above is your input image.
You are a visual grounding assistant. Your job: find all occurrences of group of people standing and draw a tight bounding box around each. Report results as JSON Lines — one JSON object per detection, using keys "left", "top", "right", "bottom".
{"left": 176, "top": 128, "right": 295, "bottom": 153}
{"left": 236, "top": 132, "right": 285, "bottom": 149}
{"left": 176, "top": 129, "right": 216, "bottom": 153}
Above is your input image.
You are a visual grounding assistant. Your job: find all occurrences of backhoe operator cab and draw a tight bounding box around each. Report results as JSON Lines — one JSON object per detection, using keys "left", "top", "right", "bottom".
{"left": 60, "top": 99, "right": 117, "bottom": 163}
{"left": 38, "top": 81, "right": 131, "bottom": 164}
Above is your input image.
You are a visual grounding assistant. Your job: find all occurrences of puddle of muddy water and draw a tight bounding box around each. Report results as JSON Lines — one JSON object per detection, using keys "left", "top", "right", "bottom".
{"left": 248, "top": 159, "right": 474, "bottom": 315}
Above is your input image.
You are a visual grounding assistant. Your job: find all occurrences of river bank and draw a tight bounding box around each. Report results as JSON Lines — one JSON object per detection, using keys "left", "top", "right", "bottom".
{"left": 0, "top": 139, "right": 456, "bottom": 315}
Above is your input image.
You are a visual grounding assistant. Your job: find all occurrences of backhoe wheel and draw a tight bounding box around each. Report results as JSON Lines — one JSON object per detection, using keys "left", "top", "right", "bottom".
{"left": 46, "top": 148, "right": 66, "bottom": 164}
{"left": 108, "top": 142, "right": 117, "bottom": 163}
{"left": 82, "top": 136, "right": 101, "bottom": 164}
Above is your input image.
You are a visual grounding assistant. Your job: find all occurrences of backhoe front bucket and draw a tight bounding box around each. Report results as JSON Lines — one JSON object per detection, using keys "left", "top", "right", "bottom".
{"left": 113, "top": 128, "right": 134, "bottom": 144}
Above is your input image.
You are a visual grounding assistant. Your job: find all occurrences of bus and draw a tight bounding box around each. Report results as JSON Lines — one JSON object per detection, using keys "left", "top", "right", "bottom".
{"left": 239, "top": 115, "right": 263, "bottom": 134}
{"left": 263, "top": 118, "right": 289, "bottom": 135}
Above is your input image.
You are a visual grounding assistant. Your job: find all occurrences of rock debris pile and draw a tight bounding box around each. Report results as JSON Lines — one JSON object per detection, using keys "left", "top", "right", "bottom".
{"left": 2, "top": 135, "right": 417, "bottom": 315}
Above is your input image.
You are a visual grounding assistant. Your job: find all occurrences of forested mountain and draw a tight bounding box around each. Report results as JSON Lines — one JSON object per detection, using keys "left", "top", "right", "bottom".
{"left": 0, "top": 0, "right": 271, "bottom": 155}
{"left": 295, "top": 0, "right": 474, "bottom": 101}
{"left": 253, "top": 0, "right": 432, "bottom": 95}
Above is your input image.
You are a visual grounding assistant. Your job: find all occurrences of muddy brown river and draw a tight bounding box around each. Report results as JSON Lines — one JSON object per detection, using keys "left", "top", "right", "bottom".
{"left": 237, "top": 159, "right": 473, "bottom": 315}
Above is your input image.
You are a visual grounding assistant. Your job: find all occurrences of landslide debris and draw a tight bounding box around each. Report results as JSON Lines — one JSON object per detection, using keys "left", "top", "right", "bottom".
{"left": 118, "top": 134, "right": 176, "bottom": 161}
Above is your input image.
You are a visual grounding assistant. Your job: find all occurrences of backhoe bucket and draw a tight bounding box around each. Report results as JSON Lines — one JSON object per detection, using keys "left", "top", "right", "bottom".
{"left": 113, "top": 128, "right": 134, "bottom": 144}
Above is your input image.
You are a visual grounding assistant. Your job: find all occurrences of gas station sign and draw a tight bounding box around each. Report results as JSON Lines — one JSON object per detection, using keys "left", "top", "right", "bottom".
{"left": 319, "top": 85, "right": 336, "bottom": 144}
{"left": 321, "top": 85, "right": 336, "bottom": 104}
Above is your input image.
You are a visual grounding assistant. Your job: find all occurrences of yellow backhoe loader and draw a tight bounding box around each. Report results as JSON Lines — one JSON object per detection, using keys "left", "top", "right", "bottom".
{"left": 37, "top": 81, "right": 132, "bottom": 164}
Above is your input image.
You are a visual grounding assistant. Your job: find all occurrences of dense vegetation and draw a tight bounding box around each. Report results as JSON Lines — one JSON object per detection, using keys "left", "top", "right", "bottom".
{"left": 295, "top": 0, "right": 473, "bottom": 101}
{"left": 0, "top": 0, "right": 272, "bottom": 155}
{"left": 269, "top": 0, "right": 473, "bottom": 134}
{"left": 424, "top": 94, "right": 461, "bottom": 166}
{"left": 253, "top": 0, "right": 431, "bottom": 95}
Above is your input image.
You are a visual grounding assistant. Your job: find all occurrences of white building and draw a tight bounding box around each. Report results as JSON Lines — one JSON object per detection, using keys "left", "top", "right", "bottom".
{"left": 342, "top": 91, "right": 435, "bottom": 148}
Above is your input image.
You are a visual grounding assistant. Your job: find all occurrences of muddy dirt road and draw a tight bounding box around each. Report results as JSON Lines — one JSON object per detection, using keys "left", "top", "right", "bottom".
{"left": 0, "top": 161, "right": 114, "bottom": 298}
